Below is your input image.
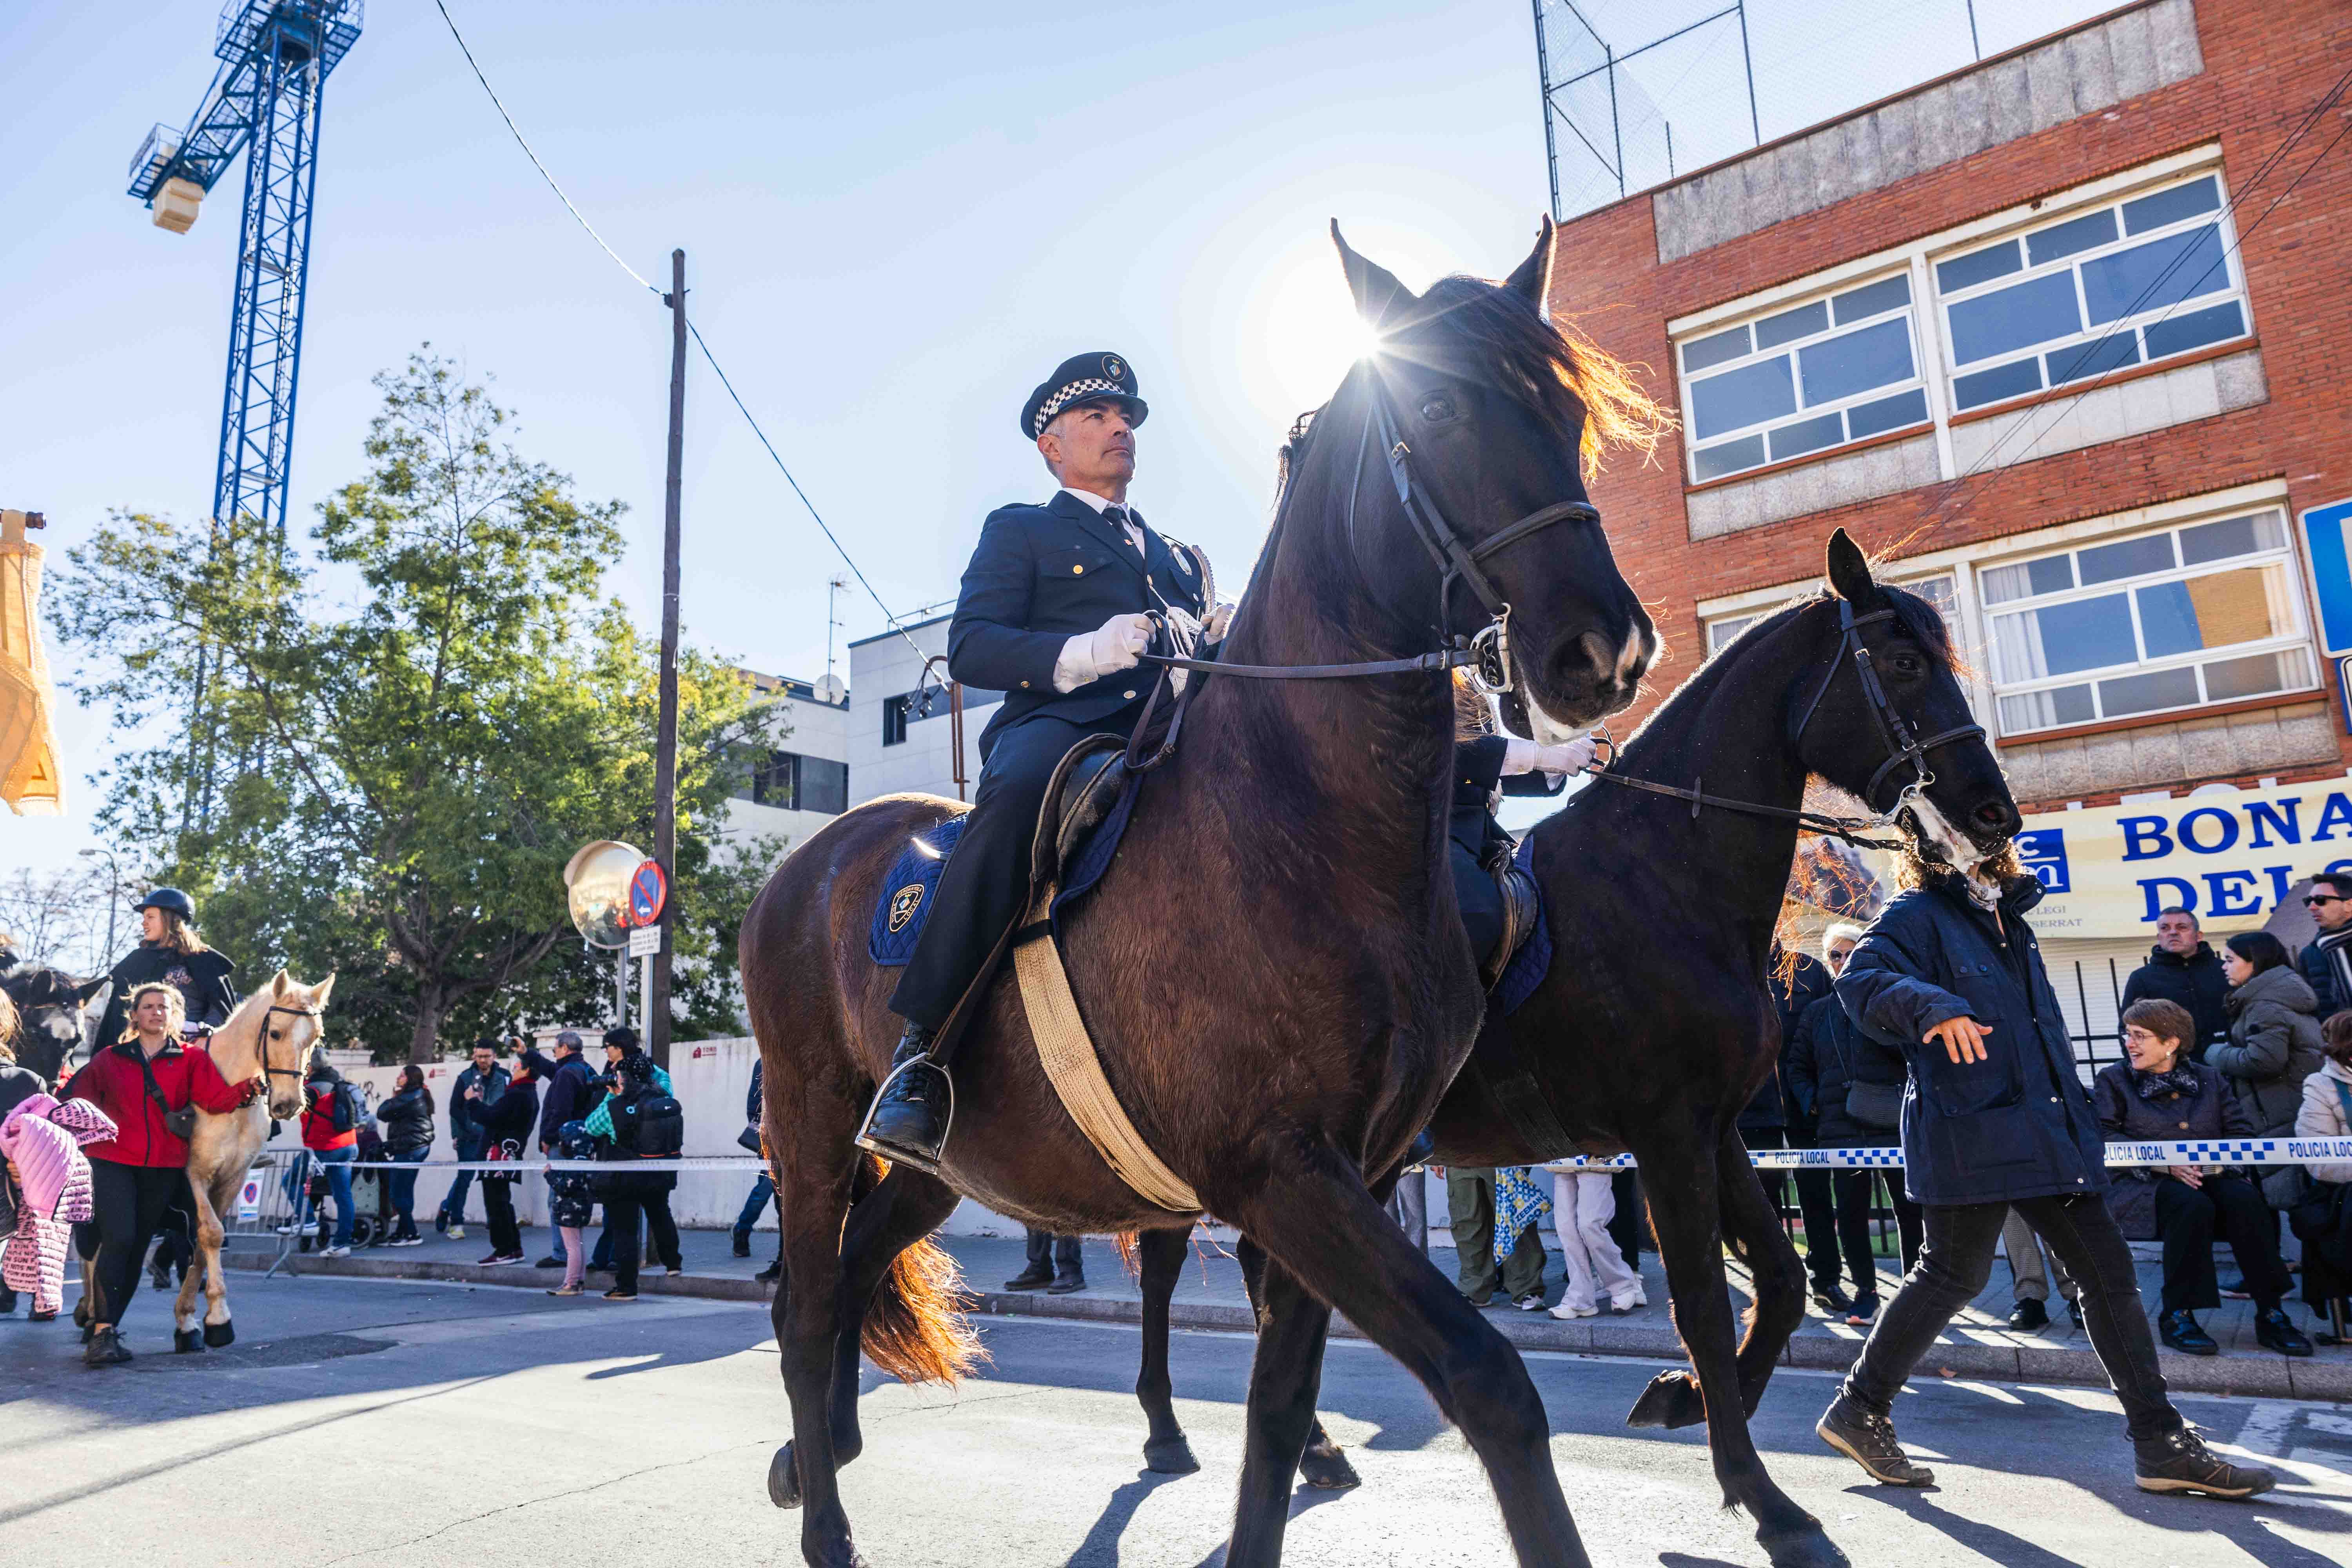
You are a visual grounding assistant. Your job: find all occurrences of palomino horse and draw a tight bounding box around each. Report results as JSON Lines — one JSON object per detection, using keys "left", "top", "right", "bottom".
{"left": 169, "top": 971, "right": 332, "bottom": 1350}
{"left": 741, "top": 220, "right": 1661, "bottom": 1568}
{"left": 1127, "top": 534, "right": 2022, "bottom": 1568}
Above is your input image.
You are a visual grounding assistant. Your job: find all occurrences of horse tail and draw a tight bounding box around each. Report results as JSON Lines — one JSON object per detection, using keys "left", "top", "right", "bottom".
{"left": 856, "top": 1154, "right": 982, "bottom": 1387}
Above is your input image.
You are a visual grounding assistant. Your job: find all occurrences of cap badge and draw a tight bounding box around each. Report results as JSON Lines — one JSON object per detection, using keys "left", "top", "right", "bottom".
{"left": 1101, "top": 354, "right": 1125, "bottom": 382}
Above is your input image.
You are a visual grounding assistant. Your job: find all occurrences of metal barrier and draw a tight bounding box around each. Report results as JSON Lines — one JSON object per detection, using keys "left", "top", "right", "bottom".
{"left": 216, "top": 1147, "right": 305, "bottom": 1277}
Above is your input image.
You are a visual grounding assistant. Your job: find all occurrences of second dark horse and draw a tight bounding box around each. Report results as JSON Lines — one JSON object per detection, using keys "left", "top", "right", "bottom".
{"left": 1129, "top": 532, "right": 2021, "bottom": 1568}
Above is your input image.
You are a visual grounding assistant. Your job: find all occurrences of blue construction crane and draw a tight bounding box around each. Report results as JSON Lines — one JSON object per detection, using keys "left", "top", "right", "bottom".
{"left": 127, "top": 0, "right": 363, "bottom": 544}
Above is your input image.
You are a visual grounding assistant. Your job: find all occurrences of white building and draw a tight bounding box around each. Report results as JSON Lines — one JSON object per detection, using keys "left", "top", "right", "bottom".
{"left": 846, "top": 610, "right": 994, "bottom": 806}
{"left": 717, "top": 669, "right": 851, "bottom": 855}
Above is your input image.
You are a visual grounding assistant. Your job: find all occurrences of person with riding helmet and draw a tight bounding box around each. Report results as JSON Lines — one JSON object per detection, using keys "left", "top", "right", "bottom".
{"left": 862, "top": 352, "right": 1216, "bottom": 1171}
{"left": 63, "top": 981, "right": 250, "bottom": 1365}
{"left": 89, "top": 888, "right": 239, "bottom": 1057}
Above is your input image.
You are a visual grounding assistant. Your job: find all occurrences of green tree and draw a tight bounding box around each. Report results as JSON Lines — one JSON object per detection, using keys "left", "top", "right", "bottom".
{"left": 53, "top": 350, "right": 778, "bottom": 1060}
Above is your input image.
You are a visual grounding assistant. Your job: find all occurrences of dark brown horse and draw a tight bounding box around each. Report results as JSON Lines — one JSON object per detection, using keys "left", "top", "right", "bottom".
{"left": 740, "top": 220, "right": 1666, "bottom": 1568}
{"left": 1126, "top": 534, "right": 2021, "bottom": 1568}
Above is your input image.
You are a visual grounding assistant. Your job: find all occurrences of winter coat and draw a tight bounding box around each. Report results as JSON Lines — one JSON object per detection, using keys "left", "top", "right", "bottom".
{"left": 2295, "top": 1057, "right": 2352, "bottom": 1185}
{"left": 1789, "top": 991, "right": 1907, "bottom": 1147}
{"left": 589, "top": 1085, "right": 678, "bottom": 1200}
{"left": 0, "top": 1062, "right": 45, "bottom": 1120}
{"left": 2297, "top": 927, "right": 2352, "bottom": 1021}
{"left": 546, "top": 1122, "right": 598, "bottom": 1228}
{"left": 746, "top": 1058, "right": 764, "bottom": 1128}
{"left": 91, "top": 942, "right": 238, "bottom": 1050}
{"left": 62, "top": 1037, "right": 249, "bottom": 1167}
{"left": 0, "top": 1093, "right": 115, "bottom": 1220}
{"left": 2093, "top": 1057, "right": 2254, "bottom": 1240}
{"left": 375, "top": 1085, "right": 434, "bottom": 1156}
{"left": 2119, "top": 942, "right": 2231, "bottom": 1058}
{"left": 300, "top": 1069, "right": 359, "bottom": 1152}
{"left": 2210, "top": 965, "right": 2326, "bottom": 1137}
{"left": 521, "top": 1048, "right": 600, "bottom": 1149}
{"left": 475, "top": 1073, "right": 540, "bottom": 1155}
{"left": 446, "top": 1062, "right": 510, "bottom": 1144}
{"left": 1740, "top": 953, "right": 1832, "bottom": 1136}
{"left": 1836, "top": 871, "right": 2106, "bottom": 1207}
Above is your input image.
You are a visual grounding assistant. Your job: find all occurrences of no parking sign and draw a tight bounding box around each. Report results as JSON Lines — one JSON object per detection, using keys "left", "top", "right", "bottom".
{"left": 238, "top": 1173, "right": 263, "bottom": 1221}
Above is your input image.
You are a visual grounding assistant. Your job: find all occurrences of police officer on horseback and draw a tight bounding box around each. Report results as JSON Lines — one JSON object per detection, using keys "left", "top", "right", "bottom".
{"left": 860, "top": 352, "right": 1209, "bottom": 1171}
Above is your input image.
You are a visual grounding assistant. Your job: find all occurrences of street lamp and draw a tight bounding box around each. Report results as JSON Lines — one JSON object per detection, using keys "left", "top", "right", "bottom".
{"left": 78, "top": 847, "right": 121, "bottom": 967}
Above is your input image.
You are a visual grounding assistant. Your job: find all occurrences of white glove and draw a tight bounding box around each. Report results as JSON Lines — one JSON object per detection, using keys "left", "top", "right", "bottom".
{"left": 1534, "top": 737, "right": 1599, "bottom": 775}
{"left": 1085, "top": 612, "right": 1154, "bottom": 674}
{"left": 1205, "top": 601, "right": 1236, "bottom": 640}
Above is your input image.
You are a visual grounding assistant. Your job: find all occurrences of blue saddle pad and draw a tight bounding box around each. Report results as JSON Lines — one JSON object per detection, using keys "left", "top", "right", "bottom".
{"left": 868, "top": 815, "right": 970, "bottom": 966}
{"left": 1050, "top": 768, "right": 1142, "bottom": 935}
{"left": 1494, "top": 833, "right": 1552, "bottom": 1017}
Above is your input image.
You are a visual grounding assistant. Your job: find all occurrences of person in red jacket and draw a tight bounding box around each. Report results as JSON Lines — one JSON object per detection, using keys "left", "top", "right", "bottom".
{"left": 298, "top": 1063, "right": 362, "bottom": 1256}
{"left": 64, "top": 982, "right": 248, "bottom": 1366}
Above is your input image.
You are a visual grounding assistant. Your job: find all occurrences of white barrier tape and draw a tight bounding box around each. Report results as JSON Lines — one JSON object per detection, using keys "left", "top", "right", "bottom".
{"left": 1534, "top": 1138, "right": 2352, "bottom": 1172}
{"left": 290, "top": 1157, "right": 771, "bottom": 1173}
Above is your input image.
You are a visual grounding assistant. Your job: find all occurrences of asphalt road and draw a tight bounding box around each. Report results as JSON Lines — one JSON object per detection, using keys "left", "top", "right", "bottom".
{"left": 3, "top": 1272, "right": 2348, "bottom": 1567}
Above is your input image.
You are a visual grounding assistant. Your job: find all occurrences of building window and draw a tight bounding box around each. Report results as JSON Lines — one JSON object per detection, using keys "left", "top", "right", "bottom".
{"left": 730, "top": 750, "right": 849, "bottom": 815}
{"left": 1935, "top": 172, "right": 2247, "bottom": 415}
{"left": 881, "top": 695, "right": 909, "bottom": 747}
{"left": 1677, "top": 272, "right": 1929, "bottom": 484}
{"left": 1703, "top": 573, "right": 1958, "bottom": 658}
{"left": 800, "top": 757, "right": 848, "bottom": 815}
{"left": 1980, "top": 508, "right": 2312, "bottom": 737}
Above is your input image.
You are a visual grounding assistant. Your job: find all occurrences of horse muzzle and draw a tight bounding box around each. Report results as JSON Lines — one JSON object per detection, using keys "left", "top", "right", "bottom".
{"left": 1513, "top": 619, "right": 1653, "bottom": 733}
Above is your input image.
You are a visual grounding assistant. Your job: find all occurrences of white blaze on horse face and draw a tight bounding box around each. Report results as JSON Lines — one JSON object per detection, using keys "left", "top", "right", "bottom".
{"left": 1904, "top": 791, "right": 1987, "bottom": 876}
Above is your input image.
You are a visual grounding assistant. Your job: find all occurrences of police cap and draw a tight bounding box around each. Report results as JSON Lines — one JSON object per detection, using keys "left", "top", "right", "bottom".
{"left": 1020, "top": 350, "right": 1148, "bottom": 441}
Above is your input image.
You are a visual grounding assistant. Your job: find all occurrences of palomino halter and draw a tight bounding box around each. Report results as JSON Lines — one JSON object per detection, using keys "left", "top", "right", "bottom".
{"left": 1140, "top": 369, "right": 1600, "bottom": 694}
{"left": 252, "top": 1003, "right": 323, "bottom": 1093}
{"left": 1586, "top": 599, "right": 1986, "bottom": 849}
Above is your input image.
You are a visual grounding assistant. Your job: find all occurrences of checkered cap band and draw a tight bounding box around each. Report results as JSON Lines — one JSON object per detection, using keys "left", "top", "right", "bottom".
{"left": 1032, "top": 378, "right": 1122, "bottom": 437}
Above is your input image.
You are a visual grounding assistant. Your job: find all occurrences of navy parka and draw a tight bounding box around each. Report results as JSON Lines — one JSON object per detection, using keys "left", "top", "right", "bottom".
{"left": 1836, "top": 872, "right": 2108, "bottom": 1207}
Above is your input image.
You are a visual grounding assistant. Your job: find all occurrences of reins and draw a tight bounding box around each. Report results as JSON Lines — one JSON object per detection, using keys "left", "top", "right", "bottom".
{"left": 1582, "top": 599, "right": 1986, "bottom": 849}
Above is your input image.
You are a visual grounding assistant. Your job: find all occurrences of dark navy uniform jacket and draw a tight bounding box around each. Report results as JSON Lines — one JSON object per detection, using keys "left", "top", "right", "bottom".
{"left": 1448, "top": 735, "right": 1563, "bottom": 868}
{"left": 946, "top": 490, "right": 1207, "bottom": 761}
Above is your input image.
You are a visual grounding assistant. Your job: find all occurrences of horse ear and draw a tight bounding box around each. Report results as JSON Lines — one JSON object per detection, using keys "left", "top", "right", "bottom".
{"left": 270, "top": 969, "right": 290, "bottom": 999}
{"left": 1502, "top": 216, "right": 1556, "bottom": 310}
{"left": 1331, "top": 220, "right": 1411, "bottom": 329}
{"left": 1825, "top": 528, "right": 1876, "bottom": 604}
{"left": 312, "top": 973, "right": 336, "bottom": 1008}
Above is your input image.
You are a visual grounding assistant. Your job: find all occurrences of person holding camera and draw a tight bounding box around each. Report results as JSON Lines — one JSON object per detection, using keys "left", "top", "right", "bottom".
{"left": 584, "top": 1054, "right": 684, "bottom": 1299}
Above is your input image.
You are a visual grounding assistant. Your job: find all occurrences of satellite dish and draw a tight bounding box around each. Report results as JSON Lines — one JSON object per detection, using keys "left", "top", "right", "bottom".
{"left": 813, "top": 673, "right": 846, "bottom": 705}
{"left": 564, "top": 839, "right": 644, "bottom": 949}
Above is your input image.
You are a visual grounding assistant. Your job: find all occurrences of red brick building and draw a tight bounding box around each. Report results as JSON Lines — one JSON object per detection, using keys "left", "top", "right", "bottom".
{"left": 1545, "top": 0, "right": 2352, "bottom": 1004}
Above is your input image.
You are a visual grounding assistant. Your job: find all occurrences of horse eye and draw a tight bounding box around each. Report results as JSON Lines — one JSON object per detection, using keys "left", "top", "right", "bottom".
{"left": 1419, "top": 394, "right": 1460, "bottom": 424}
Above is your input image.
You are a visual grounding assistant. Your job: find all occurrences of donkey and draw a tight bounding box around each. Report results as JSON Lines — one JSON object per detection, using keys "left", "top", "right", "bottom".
{"left": 0, "top": 948, "right": 103, "bottom": 1083}
{"left": 169, "top": 971, "right": 333, "bottom": 1350}
{"left": 1127, "top": 534, "right": 2021, "bottom": 1568}
{"left": 741, "top": 220, "right": 1663, "bottom": 1568}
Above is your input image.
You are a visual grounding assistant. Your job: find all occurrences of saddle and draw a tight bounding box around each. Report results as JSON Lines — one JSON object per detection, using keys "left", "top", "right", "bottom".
{"left": 1485, "top": 854, "right": 1541, "bottom": 992}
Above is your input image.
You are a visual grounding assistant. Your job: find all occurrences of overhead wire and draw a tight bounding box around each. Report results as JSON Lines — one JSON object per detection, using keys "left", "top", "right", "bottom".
{"left": 425, "top": 0, "right": 942, "bottom": 676}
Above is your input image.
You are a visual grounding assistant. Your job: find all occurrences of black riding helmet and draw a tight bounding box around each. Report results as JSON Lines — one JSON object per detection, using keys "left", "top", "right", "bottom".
{"left": 133, "top": 887, "right": 196, "bottom": 921}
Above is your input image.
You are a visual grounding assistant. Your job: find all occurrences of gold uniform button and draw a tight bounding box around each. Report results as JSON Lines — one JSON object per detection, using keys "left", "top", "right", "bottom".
{"left": 1020, "top": 680, "right": 1031, "bottom": 688}
{"left": 2178, "top": 1120, "right": 2189, "bottom": 1129}
{"left": 1123, "top": 690, "right": 1136, "bottom": 700}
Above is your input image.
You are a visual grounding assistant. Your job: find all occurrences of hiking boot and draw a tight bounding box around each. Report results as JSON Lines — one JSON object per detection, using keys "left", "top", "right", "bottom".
{"left": 730, "top": 1232, "right": 752, "bottom": 1259}
{"left": 2134, "top": 1427, "right": 2274, "bottom": 1499}
{"left": 856, "top": 1023, "right": 951, "bottom": 1171}
{"left": 2256, "top": 1307, "right": 2314, "bottom": 1358}
{"left": 1047, "top": 1272, "right": 1087, "bottom": 1295}
{"left": 2008, "top": 1298, "right": 2049, "bottom": 1331}
{"left": 1003, "top": 1265, "right": 1056, "bottom": 1291}
{"left": 84, "top": 1327, "right": 132, "bottom": 1367}
{"left": 1816, "top": 1391, "right": 1933, "bottom": 1486}
{"left": 2160, "top": 1309, "right": 2218, "bottom": 1356}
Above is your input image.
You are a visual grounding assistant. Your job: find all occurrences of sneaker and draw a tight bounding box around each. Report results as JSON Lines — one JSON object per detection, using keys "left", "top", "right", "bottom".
{"left": 1046, "top": 1273, "right": 1087, "bottom": 1295}
{"left": 602, "top": 1289, "right": 638, "bottom": 1301}
{"left": 548, "top": 1284, "right": 584, "bottom": 1297}
{"left": 2256, "top": 1307, "right": 2314, "bottom": 1358}
{"left": 84, "top": 1326, "right": 133, "bottom": 1367}
{"left": 391, "top": 1234, "right": 425, "bottom": 1248}
{"left": 435, "top": 1212, "right": 450, "bottom": 1234}
{"left": 2134, "top": 1427, "right": 2275, "bottom": 1499}
{"left": 1548, "top": 1301, "right": 1599, "bottom": 1319}
{"left": 1846, "top": 1295, "right": 1879, "bottom": 1327}
{"left": 2160, "top": 1308, "right": 2219, "bottom": 1356}
{"left": 319, "top": 1244, "right": 351, "bottom": 1259}
{"left": 2007, "top": 1298, "right": 2049, "bottom": 1332}
{"left": 275, "top": 1223, "right": 301, "bottom": 1236}
{"left": 1608, "top": 1285, "right": 1648, "bottom": 1314}
{"left": 446, "top": 1225, "right": 465, "bottom": 1241}
{"left": 1512, "top": 1295, "right": 1546, "bottom": 1312}
{"left": 2219, "top": 1277, "right": 2251, "bottom": 1300}
{"left": 755, "top": 1260, "right": 781, "bottom": 1285}
{"left": 1459, "top": 1290, "right": 1494, "bottom": 1308}
{"left": 1817, "top": 1391, "right": 1934, "bottom": 1486}
{"left": 1811, "top": 1284, "right": 1854, "bottom": 1315}
{"left": 730, "top": 1234, "right": 752, "bottom": 1259}
{"left": 485, "top": 1252, "right": 525, "bottom": 1267}
{"left": 534, "top": 1255, "right": 564, "bottom": 1269}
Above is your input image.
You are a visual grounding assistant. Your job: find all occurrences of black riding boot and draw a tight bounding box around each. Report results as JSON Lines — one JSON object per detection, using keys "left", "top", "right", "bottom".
{"left": 857, "top": 1023, "right": 953, "bottom": 1172}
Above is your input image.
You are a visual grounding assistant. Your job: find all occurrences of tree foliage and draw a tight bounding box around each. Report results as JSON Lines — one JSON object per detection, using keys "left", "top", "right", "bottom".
{"left": 52, "top": 351, "right": 778, "bottom": 1060}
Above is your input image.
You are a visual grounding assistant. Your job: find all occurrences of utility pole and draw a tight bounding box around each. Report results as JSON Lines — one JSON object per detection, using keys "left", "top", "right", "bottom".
{"left": 650, "top": 248, "right": 686, "bottom": 1069}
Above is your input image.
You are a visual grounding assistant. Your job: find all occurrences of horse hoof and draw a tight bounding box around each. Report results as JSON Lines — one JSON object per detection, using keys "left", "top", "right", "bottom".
{"left": 768, "top": 1442, "right": 802, "bottom": 1510}
{"left": 1143, "top": 1436, "right": 1200, "bottom": 1475}
{"left": 174, "top": 1328, "right": 203, "bottom": 1354}
{"left": 1626, "top": 1370, "right": 1705, "bottom": 1430}
{"left": 1759, "top": 1521, "right": 1847, "bottom": 1568}
{"left": 203, "top": 1321, "right": 235, "bottom": 1348}
{"left": 1299, "top": 1438, "right": 1361, "bottom": 1490}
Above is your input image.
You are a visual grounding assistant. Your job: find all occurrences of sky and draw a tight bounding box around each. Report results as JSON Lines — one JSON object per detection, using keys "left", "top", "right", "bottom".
{"left": 2, "top": 0, "right": 2111, "bottom": 877}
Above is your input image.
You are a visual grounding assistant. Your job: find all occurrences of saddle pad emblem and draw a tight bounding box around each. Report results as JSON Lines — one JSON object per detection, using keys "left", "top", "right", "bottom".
{"left": 887, "top": 884, "right": 925, "bottom": 933}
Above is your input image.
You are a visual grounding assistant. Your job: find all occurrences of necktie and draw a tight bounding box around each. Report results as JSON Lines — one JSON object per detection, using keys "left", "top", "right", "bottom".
{"left": 1107, "top": 505, "right": 1143, "bottom": 557}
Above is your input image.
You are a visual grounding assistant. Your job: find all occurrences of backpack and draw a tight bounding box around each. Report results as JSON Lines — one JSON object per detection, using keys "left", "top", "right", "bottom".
{"left": 626, "top": 1092, "right": 686, "bottom": 1160}
{"left": 330, "top": 1081, "right": 358, "bottom": 1134}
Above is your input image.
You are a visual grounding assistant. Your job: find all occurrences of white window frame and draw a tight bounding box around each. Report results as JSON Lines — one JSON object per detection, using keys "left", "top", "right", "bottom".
{"left": 1976, "top": 506, "right": 2314, "bottom": 739}
{"left": 1666, "top": 145, "right": 2246, "bottom": 491}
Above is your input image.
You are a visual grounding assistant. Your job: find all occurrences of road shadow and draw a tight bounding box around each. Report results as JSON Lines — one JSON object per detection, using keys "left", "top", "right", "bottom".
{"left": 1858, "top": 1483, "right": 2347, "bottom": 1568}
{"left": 1059, "top": 1467, "right": 1190, "bottom": 1566}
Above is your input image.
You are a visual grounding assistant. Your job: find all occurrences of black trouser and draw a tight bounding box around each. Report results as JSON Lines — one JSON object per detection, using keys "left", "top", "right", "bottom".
{"left": 1607, "top": 1170, "right": 1644, "bottom": 1271}
{"left": 2153, "top": 1174, "right": 2290, "bottom": 1314}
{"left": 603, "top": 1185, "right": 681, "bottom": 1294}
{"left": 89, "top": 1161, "right": 186, "bottom": 1328}
{"left": 481, "top": 1176, "right": 522, "bottom": 1257}
{"left": 1825, "top": 1168, "right": 1921, "bottom": 1295}
{"left": 1844, "top": 1194, "right": 2181, "bottom": 1442}
{"left": 1748, "top": 1129, "right": 1844, "bottom": 1292}
{"left": 1450, "top": 841, "right": 1504, "bottom": 973}
{"left": 1025, "top": 1228, "right": 1082, "bottom": 1278}
{"left": 889, "top": 710, "right": 1140, "bottom": 1032}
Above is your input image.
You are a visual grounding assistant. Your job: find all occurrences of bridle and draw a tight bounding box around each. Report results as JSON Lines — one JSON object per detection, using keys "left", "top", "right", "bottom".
{"left": 1585, "top": 599, "right": 1986, "bottom": 849}
{"left": 1140, "top": 367, "right": 1600, "bottom": 693}
{"left": 252, "top": 1002, "right": 323, "bottom": 1096}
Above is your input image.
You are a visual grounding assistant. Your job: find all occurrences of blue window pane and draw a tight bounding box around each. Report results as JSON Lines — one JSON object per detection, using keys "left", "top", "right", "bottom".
{"left": 2179, "top": 512, "right": 2279, "bottom": 566}
{"left": 2038, "top": 593, "right": 2138, "bottom": 675}
{"left": 1681, "top": 325, "right": 1751, "bottom": 374}
{"left": 2082, "top": 225, "right": 2229, "bottom": 324}
{"left": 1947, "top": 272, "right": 2082, "bottom": 364}
{"left": 2143, "top": 299, "right": 2245, "bottom": 360}
{"left": 1769, "top": 412, "right": 1846, "bottom": 462}
{"left": 2137, "top": 581, "right": 2202, "bottom": 659}
{"left": 1798, "top": 318, "right": 1915, "bottom": 406}
{"left": 1688, "top": 357, "right": 1796, "bottom": 440}
{"left": 1692, "top": 434, "right": 1766, "bottom": 481}
{"left": 1845, "top": 387, "right": 1929, "bottom": 440}
{"left": 2099, "top": 665, "right": 2201, "bottom": 717}
{"left": 2027, "top": 208, "right": 2118, "bottom": 266}
{"left": 2122, "top": 175, "right": 2220, "bottom": 235}
{"left": 1755, "top": 301, "right": 1828, "bottom": 350}
{"left": 2077, "top": 532, "right": 2176, "bottom": 584}
{"left": 2047, "top": 332, "right": 2140, "bottom": 385}
{"left": 2027, "top": 556, "right": 2075, "bottom": 596}
{"left": 1936, "top": 239, "right": 2022, "bottom": 293}
{"left": 1832, "top": 274, "right": 1911, "bottom": 325}
{"left": 1951, "top": 357, "right": 2043, "bottom": 409}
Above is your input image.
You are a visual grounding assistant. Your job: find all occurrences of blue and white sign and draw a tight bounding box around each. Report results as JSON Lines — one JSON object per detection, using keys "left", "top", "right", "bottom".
{"left": 2298, "top": 496, "right": 2352, "bottom": 655}
{"left": 2012, "top": 827, "right": 2071, "bottom": 894}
